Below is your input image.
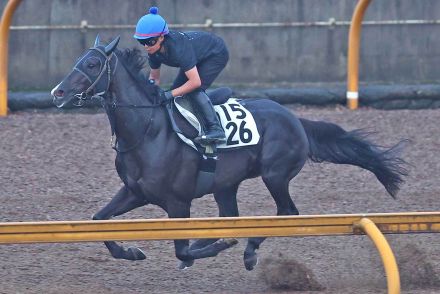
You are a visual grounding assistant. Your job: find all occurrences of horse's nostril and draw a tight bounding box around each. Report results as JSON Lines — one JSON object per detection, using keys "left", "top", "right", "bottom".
{"left": 55, "top": 89, "right": 64, "bottom": 97}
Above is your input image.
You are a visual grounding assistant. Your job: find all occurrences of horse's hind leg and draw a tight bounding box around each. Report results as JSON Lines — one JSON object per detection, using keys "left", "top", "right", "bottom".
{"left": 178, "top": 184, "right": 240, "bottom": 269}
{"left": 244, "top": 173, "right": 302, "bottom": 270}
{"left": 177, "top": 238, "right": 218, "bottom": 269}
{"left": 93, "top": 186, "right": 147, "bottom": 260}
{"left": 244, "top": 148, "right": 306, "bottom": 270}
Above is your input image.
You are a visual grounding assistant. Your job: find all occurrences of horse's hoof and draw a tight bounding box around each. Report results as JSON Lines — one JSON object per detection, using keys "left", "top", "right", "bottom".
{"left": 178, "top": 259, "right": 194, "bottom": 270}
{"left": 223, "top": 238, "right": 239, "bottom": 247}
{"left": 244, "top": 252, "right": 258, "bottom": 271}
{"left": 214, "top": 238, "right": 238, "bottom": 251}
{"left": 126, "top": 246, "right": 146, "bottom": 261}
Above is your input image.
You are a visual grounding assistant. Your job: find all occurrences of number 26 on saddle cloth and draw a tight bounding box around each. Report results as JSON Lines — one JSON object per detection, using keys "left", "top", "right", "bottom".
{"left": 173, "top": 97, "right": 261, "bottom": 151}
{"left": 214, "top": 100, "right": 260, "bottom": 148}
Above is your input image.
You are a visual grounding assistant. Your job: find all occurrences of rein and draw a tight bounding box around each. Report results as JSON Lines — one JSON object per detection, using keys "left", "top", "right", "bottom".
{"left": 106, "top": 99, "right": 170, "bottom": 109}
{"left": 73, "top": 46, "right": 173, "bottom": 153}
{"left": 105, "top": 98, "right": 171, "bottom": 154}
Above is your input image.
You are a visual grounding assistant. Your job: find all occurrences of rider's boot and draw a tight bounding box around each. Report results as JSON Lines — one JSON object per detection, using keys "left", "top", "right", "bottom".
{"left": 190, "top": 90, "right": 226, "bottom": 144}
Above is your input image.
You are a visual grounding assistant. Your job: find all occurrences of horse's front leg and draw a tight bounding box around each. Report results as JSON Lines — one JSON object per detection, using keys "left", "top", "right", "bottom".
{"left": 167, "top": 198, "right": 231, "bottom": 268}
{"left": 93, "top": 186, "right": 147, "bottom": 260}
{"left": 166, "top": 198, "right": 192, "bottom": 263}
{"left": 175, "top": 185, "right": 241, "bottom": 269}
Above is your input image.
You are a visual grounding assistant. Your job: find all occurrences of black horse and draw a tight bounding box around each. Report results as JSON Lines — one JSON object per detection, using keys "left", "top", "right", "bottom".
{"left": 51, "top": 36, "right": 408, "bottom": 271}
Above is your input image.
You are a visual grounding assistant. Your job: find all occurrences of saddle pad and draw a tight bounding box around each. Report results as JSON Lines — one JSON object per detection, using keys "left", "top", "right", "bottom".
{"left": 174, "top": 97, "right": 260, "bottom": 150}
{"left": 214, "top": 99, "right": 260, "bottom": 149}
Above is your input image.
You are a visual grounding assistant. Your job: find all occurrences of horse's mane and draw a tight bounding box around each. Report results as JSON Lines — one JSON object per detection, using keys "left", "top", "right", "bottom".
{"left": 115, "top": 48, "right": 147, "bottom": 81}
{"left": 114, "top": 48, "right": 158, "bottom": 100}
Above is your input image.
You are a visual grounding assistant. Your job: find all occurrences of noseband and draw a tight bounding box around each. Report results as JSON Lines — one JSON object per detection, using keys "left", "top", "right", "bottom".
{"left": 72, "top": 47, "right": 118, "bottom": 106}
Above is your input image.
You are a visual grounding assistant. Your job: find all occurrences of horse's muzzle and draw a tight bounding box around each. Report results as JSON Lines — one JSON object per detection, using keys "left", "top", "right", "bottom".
{"left": 51, "top": 84, "right": 71, "bottom": 108}
{"left": 52, "top": 95, "right": 67, "bottom": 108}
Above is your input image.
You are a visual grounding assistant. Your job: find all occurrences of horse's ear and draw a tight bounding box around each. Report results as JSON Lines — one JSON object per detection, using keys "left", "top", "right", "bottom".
{"left": 94, "top": 34, "right": 100, "bottom": 47}
{"left": 105, "top": 36, "right": 120, "bottom": 55}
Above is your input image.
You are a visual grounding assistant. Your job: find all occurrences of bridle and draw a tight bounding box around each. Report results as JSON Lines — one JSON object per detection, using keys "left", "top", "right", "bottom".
{"left": 72, "top": 46, "right": 171, "bottom": 109}
{"left": 71, "top": 45, "right": 172, "bottom": 153}
{"left": 72, "top": 46, "right": 118, "bottom": 106}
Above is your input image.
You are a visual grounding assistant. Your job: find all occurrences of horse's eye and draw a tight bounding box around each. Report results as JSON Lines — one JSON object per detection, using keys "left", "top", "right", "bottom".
{"left": 87, "top": 63, "right": 95, "bottom": 68}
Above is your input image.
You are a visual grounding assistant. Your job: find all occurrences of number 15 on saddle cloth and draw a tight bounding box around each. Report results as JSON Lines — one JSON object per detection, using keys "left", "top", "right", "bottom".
{"left": 214, "top": 99, "right": 260, "bottom": 149}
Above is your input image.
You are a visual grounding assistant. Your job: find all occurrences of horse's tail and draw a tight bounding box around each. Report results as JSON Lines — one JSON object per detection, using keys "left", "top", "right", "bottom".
{"left": 299, "top": 118, "right": 409, "bottom": 198}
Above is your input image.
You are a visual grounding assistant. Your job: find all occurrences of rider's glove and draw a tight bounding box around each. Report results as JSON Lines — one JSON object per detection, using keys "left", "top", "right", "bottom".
{"left": 160, "top": 89, "right": 174, "bottom": 101}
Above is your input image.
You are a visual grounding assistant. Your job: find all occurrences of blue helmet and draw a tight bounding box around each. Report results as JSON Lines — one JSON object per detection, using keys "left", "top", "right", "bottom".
{"left": 134, "top": 7, "right": 169, "bottom": 40}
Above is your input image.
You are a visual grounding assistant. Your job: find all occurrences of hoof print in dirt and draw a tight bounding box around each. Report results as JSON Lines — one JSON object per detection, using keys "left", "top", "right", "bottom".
{"left": 259, "top": 256, "right": 324, "bottom": 291}
{"left": 397, "top": 243, "right": 440, "bottom": 290}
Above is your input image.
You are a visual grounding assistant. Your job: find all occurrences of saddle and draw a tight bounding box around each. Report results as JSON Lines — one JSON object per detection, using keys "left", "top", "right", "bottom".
{"left": 163, "top": 87, "right": 260, "bottom": 197}
{"left": 168, "top": 87, "right": 232, "bottom": 149}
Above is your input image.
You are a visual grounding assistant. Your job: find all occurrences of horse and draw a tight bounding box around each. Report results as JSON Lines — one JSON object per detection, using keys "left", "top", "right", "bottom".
{"left": 51, "top": 36, "right": 408, "bottom": 271}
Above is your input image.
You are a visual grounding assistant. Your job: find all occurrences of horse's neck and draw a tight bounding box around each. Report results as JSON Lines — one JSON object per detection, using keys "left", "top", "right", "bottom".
{"left": 107, "top": 69, "right": 167, "bottom": 146}
{"left": 110, "top": 68, "right": 146, "bottom": 106}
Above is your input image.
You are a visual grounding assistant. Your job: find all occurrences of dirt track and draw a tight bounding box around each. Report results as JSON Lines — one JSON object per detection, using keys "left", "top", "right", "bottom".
{"left": 0, "top": 105, "right": 439, "bottom": 294}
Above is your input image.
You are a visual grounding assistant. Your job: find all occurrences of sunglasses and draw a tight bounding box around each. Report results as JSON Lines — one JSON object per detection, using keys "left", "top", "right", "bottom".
{"left": 138, "top": 37, "right": 160, "bottom": 47}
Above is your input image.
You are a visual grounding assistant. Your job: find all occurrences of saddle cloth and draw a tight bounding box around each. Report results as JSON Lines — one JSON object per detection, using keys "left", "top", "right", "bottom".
{"left": 170, "top": 87, "right": 260, "bottom": 151}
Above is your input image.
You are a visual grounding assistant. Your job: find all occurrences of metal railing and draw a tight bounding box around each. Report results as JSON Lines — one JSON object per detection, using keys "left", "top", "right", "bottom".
{"left": 2, "top": 212, "right": 440, "bottom": 294}
{"left": 2, "top": 212, "right": 439, "bottom": 243}
{"left": 0, "top": 0, "right": 21, "bottom": 116}
{"left": 9, "top": 18, "right": 440, "bottom": 31}
{"left": 347, "top": 0, "right": 371, "bottom": 110}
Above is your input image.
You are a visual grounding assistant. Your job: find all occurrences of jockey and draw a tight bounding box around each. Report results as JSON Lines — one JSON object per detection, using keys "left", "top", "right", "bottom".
{"left": 134, "top": 7, "right": 228, "bottom": 144}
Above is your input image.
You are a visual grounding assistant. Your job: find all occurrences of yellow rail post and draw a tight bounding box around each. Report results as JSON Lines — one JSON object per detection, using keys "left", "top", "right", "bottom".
{"left": 0, "top": 0, "right": 22, "bottom": 117}
{"left": 355, "top": 218, "right": 400, "bottom": 294}
{"left": 347, "top": 0, "right": 372, "bottom": 110}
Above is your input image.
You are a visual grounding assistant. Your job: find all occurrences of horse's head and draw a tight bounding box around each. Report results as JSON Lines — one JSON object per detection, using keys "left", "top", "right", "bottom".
{"left": 51, "top": 35, "right": 120, "bottom": 108}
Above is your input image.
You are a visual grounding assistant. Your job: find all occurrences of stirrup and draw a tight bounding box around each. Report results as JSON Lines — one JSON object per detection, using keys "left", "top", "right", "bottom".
{"left": 194, "top": 134, "right": 226, "bottom": 144}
